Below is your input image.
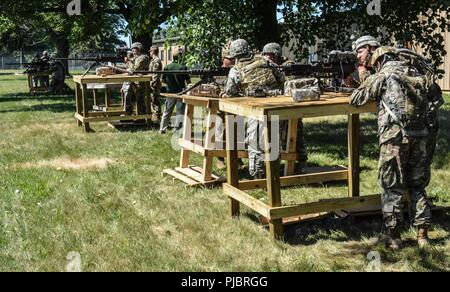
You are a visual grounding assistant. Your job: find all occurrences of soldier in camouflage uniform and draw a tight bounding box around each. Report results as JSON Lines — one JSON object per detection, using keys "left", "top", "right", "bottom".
{"left": 224, "top": 39, "right": 285, "bottom": 179}
{"left": 148, "top": 46, "right": 163, "bottom": 122}
{"left": 262, "top": 42, "right": 308, "bottom": 173}
{"left": 122, "top": 42, "right": 150, "bottom": 115}
{"left": 216, "top": 40, "right": 237, "bottom": 169}
{"left": 350, "top": 46, "right": 433, "bottom": 250}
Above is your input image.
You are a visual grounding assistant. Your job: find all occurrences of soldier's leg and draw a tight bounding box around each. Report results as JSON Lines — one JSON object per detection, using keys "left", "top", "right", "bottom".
{"left": 160, "top": 97, "right": 177, "bottom": 132}
{"left": 174, "top": 100, "right": 186, "bottom": 131}
{"left": 151, "top": 87, "right": 162, "bottom": 121}
{"left": 425, "top": 125, "right": 440, "bottom": 187}
{"left": 296, "top": 119, "right": 308, "bottom": 168}
{"left": 247, "top": 118, "right": 265, "bottom": 178}
{"left": 135, "top": 86, "right": 146, "bottom": 115}
{"left": 122, "top": 83, "right": 134, "bottom": 115}
{"left": 378, "top": 142, "right": 409, "bottom": 246}
{"left": 407, "top": 138, "right": 432, "bottom": 229}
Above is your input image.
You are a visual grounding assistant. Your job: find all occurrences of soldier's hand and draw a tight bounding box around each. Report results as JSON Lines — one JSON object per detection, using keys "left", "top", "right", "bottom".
{"left": 358, "top": 65, "right": 368, "bottom": 75}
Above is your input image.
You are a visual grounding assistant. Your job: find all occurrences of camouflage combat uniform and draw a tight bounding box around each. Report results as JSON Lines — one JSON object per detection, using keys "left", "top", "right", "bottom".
{"left": 149, "top": 55, "right": 163, "bottom": 120}
{"left": 350, "top": 60, "right": 433, "bottom": 229}
{"left": 225, "top": 54, "right": 284, "bottom": 178}
{"left": 122, "top": 54, "right": 150, "bottom": 115}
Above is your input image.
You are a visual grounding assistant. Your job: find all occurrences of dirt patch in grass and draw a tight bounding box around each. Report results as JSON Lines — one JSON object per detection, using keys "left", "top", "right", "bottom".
{"left": 20, "top": 158, "right": 116, "bottom": 170}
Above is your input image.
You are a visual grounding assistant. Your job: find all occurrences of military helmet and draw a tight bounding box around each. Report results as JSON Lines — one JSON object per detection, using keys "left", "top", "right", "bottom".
{"left": 370, "top": 46, "right": 397, "bottom": 67}
{"left": 263, "top": 43, "right": 282, "bottom": 57}
{"left": 131, "top": 42, "right": 144, "bottom": 51}
{"left": 230, "top": 39, "right": 250, "bottom": 59}
{"left": 353, "top": 35, "right": 381, "bottom": 52}
{"left": 149, "top": 45, "right": 159, "bottom": 52}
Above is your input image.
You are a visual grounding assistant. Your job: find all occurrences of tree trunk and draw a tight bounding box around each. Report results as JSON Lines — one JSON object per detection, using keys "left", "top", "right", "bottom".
{"left": 56, "top": 34, "right": 70, "bottom": 75}
{"left": 252, "top": 0, "right": 280, "bottom": 49}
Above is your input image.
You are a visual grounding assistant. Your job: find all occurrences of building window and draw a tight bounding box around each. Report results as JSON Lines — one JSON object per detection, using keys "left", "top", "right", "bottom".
{"left": 168, "top": 48, "right": 172, "bottom": 62}
{"left": 160, "top": 50, "right": 165, "bottom": 62}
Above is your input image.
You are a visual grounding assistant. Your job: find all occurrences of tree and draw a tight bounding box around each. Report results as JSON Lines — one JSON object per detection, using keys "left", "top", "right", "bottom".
{"left": 168, "top": 0, "right": 450, "bottom": 67}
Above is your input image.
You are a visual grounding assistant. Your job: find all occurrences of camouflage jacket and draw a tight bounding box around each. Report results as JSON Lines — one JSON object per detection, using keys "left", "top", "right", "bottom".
{"left": 224, "top": 54, "right": 284, "bottom": 97}
{"left": 350, "top": 61, "right": 429, "bottom": 145}
{"left": 149, "top": 56, "right": 163, "bottom": 88}
{"left": 128, "top": 54, "right": 150, "bottom": 71}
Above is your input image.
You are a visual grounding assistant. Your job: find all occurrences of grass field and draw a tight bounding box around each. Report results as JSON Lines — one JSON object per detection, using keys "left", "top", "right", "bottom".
{"left": 0, "top": 71, "right": 449, "bottom": 272}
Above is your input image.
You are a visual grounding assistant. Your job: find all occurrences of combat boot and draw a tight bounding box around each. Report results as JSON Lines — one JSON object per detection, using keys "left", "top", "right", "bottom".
{"left": 386, "top": 227, "right": 403, "bottom": 251}
{"left": 417, "top": 225, "right": 430, "bottom": 248}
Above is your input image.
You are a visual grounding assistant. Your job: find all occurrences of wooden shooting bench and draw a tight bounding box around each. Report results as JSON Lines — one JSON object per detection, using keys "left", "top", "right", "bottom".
{"left": 219, "top": 92, "right": 378, "bottom": 240}
{"left": 162, "top": 93, "right": 348, "bottom": 188}
{"left": 162, "top": 93, "right": 228, "bottom": 187}
{"left": 27, "top": 72, "right": 50, "bottom": 95}
{"left": 73, "top": 74, "right": 153, "bottom": 132}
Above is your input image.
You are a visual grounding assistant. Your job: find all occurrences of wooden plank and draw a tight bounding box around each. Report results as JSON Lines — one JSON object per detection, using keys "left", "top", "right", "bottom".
{"left": 75, "top": 83, "right": 83, "bottom": 127}
{"left": 81, "top": 84, "right": 91, "bottom": 132}
{"left": 348, "top": 114, "right": 360, "bottom": 197}
{"left": 264, "top": 119, "right": 284, "bottom": 240}
{"left": 239, "top": 170, "right": 348, "bottom": 191}
{"left": 180, "top": 104, "right": 194, "bottom": 168}
{"left": 76, "top": 113, "right": 153, "bottom": 123}
{"left": 226, "top": 114, "right": 240, "bottom": 217}
{"left": 284, "top": 119, "right": 299, "bottom": 176}
{"left": 223, "top": 184, "right": 270, "bottom": 218}
{"left": 202, "top": 103, "right": 218, "bottom": 181}
{"left": 269, "top": 194, "right": 382, "bottom": 220}
{"left": 190, "top": 166, "right": 223, "bottom": 180}
{"left": 73, "top": 74, "right": 152, "bottom": 84}
{"left": 163, "top": 169, "right": 198, "bottom": 186}
{"left": 178, "top": 140, "right": 206, "bottom": 156}
{"left": 175, "top": 167, "right": 204, "bottom": 182}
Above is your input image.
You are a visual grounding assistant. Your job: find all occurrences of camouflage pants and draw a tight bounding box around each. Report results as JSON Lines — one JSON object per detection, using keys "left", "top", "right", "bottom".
{"left": 247, "top": 118, "right": 265, "bottom": 178}
{"left": 150, "top": 86, "right": 161, "bottom": 118}
{"left": 280, "top": 120, "right": 308, "bottom": 163}
{"left": 425, "top": 125, "right": 439, "bottom": 187}
{"left": 122, "top": 82, "right": 146, "bottom": 115}
{"left": 379, "top": 137, "right": 432, "bottom": 229}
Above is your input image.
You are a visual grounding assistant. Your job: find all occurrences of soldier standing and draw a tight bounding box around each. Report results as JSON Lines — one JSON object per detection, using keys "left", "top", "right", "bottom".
{"left": 148, "top": 46, "right": 163, "bottom": 123}
{"left": 160, "top": 48, "right": 191, "bottom": 134}
{"left": 262, "top": 42, "right": 308, "bottom": 173}
{"left": 350, "top": 47, "right": 433, "bottom": 250}
{"left": 224, "top": 39, "right": 284, "bottom": 179}
{"left": 122, "top": 42, "right": 150, "bottom": 115}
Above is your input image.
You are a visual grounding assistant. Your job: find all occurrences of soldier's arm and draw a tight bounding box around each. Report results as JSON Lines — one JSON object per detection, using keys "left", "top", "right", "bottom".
{"left": 224, "top": 68, "right": 241, "bottom": 97}
{"left": 350, "top": 73, "right": 385, "bottom": 106}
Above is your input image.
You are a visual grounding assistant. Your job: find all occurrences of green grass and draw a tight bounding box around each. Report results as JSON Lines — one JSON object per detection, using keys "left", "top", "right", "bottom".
{"left": 0, "top": 71, "right": 449, "bottom": 272}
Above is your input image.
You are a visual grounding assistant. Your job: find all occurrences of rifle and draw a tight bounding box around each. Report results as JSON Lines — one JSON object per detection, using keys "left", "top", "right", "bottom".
{"left": 56, "top": 49, "right": 129, "bottom": 77}
{"left": 6, "top": 61, "right": 50, "bottom": 73}
{"left": 108, "top": 65, "right": 231, "bottom": 95}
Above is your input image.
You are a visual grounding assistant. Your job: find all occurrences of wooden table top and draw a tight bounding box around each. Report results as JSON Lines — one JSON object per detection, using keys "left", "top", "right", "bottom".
{"left": 219, "top": 92, "right": 377, "bottom": 121}
{"left": 73, "top": 74, "right": 151, "bottom": 84}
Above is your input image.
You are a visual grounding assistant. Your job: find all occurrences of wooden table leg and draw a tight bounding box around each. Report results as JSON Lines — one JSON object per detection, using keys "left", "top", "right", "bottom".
{"left": 285, "top": 118, "right": 299, "bottom": 176}
{"left": 145, "top": 82, "right": 152, "bottom": 125}
{"left": 226, "top": 114, "right": 240, "bottom": 217}
{"left": 105, "top": 87, "right": 111, "bottom": 110}
{"left": 75, "top": 83, "right": 83, "bottom": 127}
{"left": 93, "top": 89, "right": 98, "bottom": 108}
{"left": 180, "top": 104, "right": 194, "bottom": 168}
{"left": 81, "top": 84, "right": 91, "bottom": 132}
{"left": 202, "top": 103, "right": 218, "bottom": 182}
{"left": 264, "top": 118, "right": 284, "bottom": 240}
{"left": 348, "top": 114, "right": 360, "bottom": 197}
